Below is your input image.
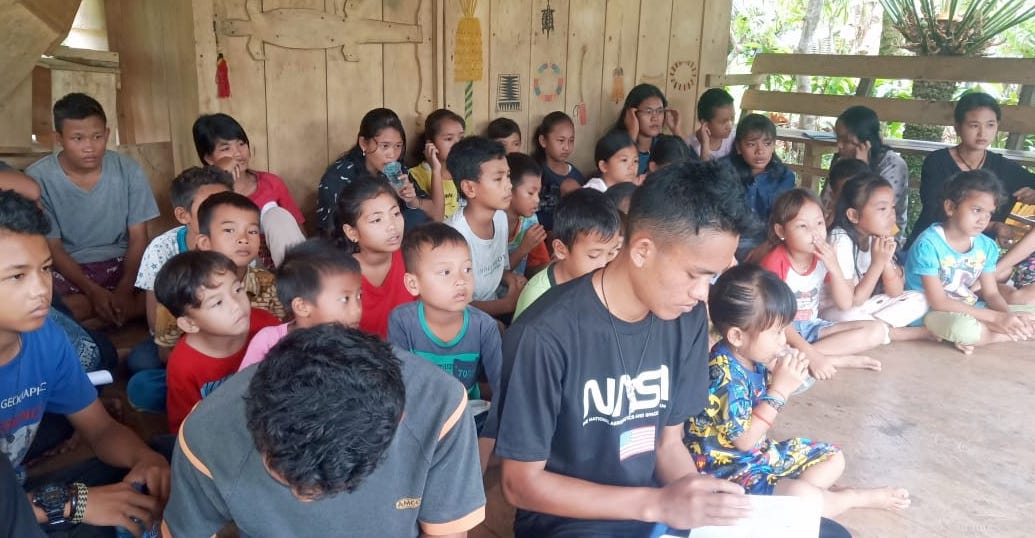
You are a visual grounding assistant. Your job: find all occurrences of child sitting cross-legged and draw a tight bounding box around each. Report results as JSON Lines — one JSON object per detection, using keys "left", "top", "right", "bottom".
{"left": 906, "top": 169, "right": 1035, "bottom": 354}
{"left": 155, "top": 250, "right": 280, "bottom": 433}
{"left": 387, "top": 222, "right": 503, "bottom": 469}
{"left": 238, "top": 238, "right": 363, "bottom": 371}
{"left": 504, "top": 153, "right": 550, "bottom": 277}
{"left": 128, "top": 166, "right": 233, "bottom": 373}
{"left": 754, "top": 189, "right": 886, "bottom": 379}
{"left": 0, "top": 190, "right": 170, "bottom": 535}
{"left": 513, "top": 188, "right": 623, "bottom": 319}
{"left": 28, "top": 92, "right": 159, "bottom": 326}
{"left": 446, "top": 137, "right": 526, "bottom": 317}
{"left": 686, "top": 263, "right": 910, "bottom": 517}
{"left": 822, "top": 173, "right": 931, "bottom": 336}
{"left": 126, "top": 192, "right": 284, "bottom": 416}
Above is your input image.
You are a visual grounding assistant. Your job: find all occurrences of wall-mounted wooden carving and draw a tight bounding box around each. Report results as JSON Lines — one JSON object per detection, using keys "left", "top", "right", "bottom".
{"left": 220, "top": 0, "right": 423, "bottom": 62}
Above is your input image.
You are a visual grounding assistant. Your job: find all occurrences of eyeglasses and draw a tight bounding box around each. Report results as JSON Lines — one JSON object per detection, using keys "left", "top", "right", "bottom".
{"left": 637, "top": 107, "right": 666, "bottom": 118}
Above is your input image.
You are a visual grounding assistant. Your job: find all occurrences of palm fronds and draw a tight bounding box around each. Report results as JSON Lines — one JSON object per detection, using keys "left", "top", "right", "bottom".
{"left": 880, "top": 0, "right": 1035, "bottom": 55}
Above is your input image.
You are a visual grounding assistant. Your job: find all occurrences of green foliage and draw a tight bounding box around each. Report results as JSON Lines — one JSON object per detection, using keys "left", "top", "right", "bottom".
{"left": 880, "top": 0, "right": 1035, "bottom": 56}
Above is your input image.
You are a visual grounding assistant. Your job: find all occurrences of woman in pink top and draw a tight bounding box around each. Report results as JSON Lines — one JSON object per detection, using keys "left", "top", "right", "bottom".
{"left": 193, "top": 113, "right": 306, "bottom": 267}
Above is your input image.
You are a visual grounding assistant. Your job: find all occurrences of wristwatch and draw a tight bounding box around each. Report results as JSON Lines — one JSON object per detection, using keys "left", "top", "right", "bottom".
{"left": 32, "top": 483, "right": 70, "bottom": 527}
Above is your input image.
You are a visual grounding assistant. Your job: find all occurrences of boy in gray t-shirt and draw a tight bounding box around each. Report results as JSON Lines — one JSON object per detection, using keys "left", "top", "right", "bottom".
{"left": 27, "top": 93, "right": 158, "bottom": 326}
{"left": 165, "top": 324, "right": 485, "bottom": 537}
{"left": 387, "top": 223, "right": 504, "bottom": 469}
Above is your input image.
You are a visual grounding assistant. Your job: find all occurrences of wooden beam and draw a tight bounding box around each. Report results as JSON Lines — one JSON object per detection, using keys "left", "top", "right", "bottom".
{"left": 705, "top": 73, "right": 765, "bottom": 87}
{"left": 744, "top": 90, "right": 1035, "bottom": 133}
{"left": 751, "top": 54, "right": 1035, "bottom": 86}
{"left": 49, "top": 45, "right": 120, "bottom": 68}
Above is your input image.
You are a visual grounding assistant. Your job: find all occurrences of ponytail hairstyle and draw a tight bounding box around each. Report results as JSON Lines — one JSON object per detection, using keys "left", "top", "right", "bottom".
{"left": 728, "top": 113, "right": 787, "bottom": 185}
{"left": 331, "top": 176, "right": 399, "bottom": 251}
{"left": 344, "top": 108, "right": 407, "bottom": 162}
{"left": 709, "top": 263, "right": 797, "bottom": 336}
{"left": 533, "top": 111, "right": 575, "bottom": 163}
{"left": 409, "top": 108, "right": 465, "bottom": 165}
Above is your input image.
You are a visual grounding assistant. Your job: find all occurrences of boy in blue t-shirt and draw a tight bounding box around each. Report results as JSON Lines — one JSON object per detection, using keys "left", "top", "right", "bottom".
{"left": 0, "top": 190, "right": 169, "bottom": 533}
{"left": 27, "top": 93, "right": 159, "bottom": 327}
{"left": 387, "top": 222, "right": 503, "bottom": 469}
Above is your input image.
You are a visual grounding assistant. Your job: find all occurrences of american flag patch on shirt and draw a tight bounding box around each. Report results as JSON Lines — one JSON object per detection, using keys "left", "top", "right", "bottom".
{"left": 619, "top": 426, "right": 656, "bottom": 461}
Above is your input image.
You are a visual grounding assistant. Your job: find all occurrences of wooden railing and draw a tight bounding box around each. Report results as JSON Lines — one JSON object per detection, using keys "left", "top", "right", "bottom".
{"left": 708, "top": 54, "right": 1035, "bottom": 190}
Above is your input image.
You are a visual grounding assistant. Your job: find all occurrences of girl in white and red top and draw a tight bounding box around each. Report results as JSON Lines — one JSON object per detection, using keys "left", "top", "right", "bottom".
{"left": 754, "top": 188, "right": 886, "bottom": 380}
{"left": 823, "top": 173, "right": 931, "bottom": 339}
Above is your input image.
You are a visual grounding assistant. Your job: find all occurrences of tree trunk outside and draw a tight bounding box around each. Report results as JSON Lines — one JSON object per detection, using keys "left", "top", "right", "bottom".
{"left": 903, "top": 79, "right": 956, "bottom": 143}
{"left": 795, "top": 0, "right": 823, "bottom": 130}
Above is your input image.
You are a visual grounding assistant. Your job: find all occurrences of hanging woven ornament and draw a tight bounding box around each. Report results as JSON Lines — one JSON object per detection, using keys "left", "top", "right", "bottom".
{"left": 610, "top": 21, "right": 625, "bottom": 103}
{"left": 216, "top": 53, "right": 231, "bottom": 99}
{"left": 455, "top": 0, "right": 483, "bottom": 127}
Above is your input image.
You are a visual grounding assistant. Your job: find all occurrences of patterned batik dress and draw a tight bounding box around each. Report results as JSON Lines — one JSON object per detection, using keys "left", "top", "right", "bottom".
{"left": 684, "top": 341, "right": 840, "bottom": 494}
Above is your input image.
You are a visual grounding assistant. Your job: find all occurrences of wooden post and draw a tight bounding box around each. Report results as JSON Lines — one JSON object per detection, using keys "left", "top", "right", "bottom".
{"left": 1006, "top": 84, "right": 1034, "bottom": 151}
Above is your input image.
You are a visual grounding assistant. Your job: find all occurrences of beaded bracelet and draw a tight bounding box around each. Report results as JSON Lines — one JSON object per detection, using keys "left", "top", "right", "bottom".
{"left": 761, "top": 395, "right": 786, "bottom": 411}
{"left": 70, "top": 482, "right": 87, "bottom": 524}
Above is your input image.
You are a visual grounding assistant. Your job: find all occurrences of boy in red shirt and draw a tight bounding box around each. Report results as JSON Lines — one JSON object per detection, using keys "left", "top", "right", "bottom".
{"left": 154, "top": 250, "right": 279, "bottom": 432}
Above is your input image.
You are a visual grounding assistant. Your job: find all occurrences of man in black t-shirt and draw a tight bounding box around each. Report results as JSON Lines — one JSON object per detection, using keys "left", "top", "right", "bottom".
{"left": 494, "top": 160, "right": 755, "bottom": 536}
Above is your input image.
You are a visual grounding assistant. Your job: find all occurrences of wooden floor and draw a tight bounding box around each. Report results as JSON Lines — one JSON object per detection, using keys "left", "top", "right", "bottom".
{"left": 43, "top": 324, "right": 1033, "bottom": 537}
{"left": 472, "top": 338, "right": 1035, "bottom": 538}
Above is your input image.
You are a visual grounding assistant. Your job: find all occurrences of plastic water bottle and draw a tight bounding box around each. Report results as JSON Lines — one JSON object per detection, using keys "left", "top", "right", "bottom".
{"left": 115, "top": 483, "right": 161, "bottom": 538}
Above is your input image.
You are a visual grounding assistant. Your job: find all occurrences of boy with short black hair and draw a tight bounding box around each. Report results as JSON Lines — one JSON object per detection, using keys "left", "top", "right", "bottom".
{"left": 0, "top": 189, "right": 169, "bottom": 535}
{"left": 495, "top": 160, "right": 755, "bottom": 536}
{"left": 129, "top": 166, "right": 233, "bottom": 372}
{"left": 164, "top": 324, "right": 486, "bottom": 536}
{"left": 127, "top": 192, "right": 284, "bottom": 414}
{"left": 389, "top": 222, "right": 502, "bottom": 413}
{"left": 238, "top": 238, "right": 363, "bottom": 370}
{"left": 193, "top": 113, "right": 306, "bottom": 267}
{"left": 486, "top": 117, "right": 522, "bottom": 154}
{"left": 513, "top": 188, "right": 623, "bottom": 319}
{"left": 28, "top": 92, "right": 160, "bottom": 326}
{"left": 445, "top": 136, "right": 526, "bottom": 316}
{"left": 154, "top": 250, "right": 280, "bottom": 432}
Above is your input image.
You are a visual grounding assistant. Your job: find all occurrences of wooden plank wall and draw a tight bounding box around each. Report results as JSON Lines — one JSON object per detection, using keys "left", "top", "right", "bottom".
{"left": 117, "top": 0, "right": 729, "bottom": 222}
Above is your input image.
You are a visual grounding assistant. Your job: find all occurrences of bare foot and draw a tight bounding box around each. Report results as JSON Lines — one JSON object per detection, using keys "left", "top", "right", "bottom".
{"left": 831, "top": 354, "right": 882, "bottom": 372}
{"left": 808, "top": 354, "right": 838, "bottom": 380}
{"left": 890, "top": 326, "right": 937, "bottom": 342}
{"left": 954, "top": 342, "right": 975, "bottom": 355}
{"left": 851, "top": 487, "right": 911, "bottom": 511}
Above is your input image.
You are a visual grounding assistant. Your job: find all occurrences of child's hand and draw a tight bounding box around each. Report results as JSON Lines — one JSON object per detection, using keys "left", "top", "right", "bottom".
{"left": 519, "top": 224, "right": 547, "bottom": 254}
{"left": 424, "top": 142, "right": 441, "bottom": 172}
{"left": 769, "top": 349, "right": 810, "bottom": 396}
{"left": 396, "top": 181, "right": 418, "bottom": 208}
{"left": 85, "top": 284, "right": 120, "bottom": 326}
{"left": 852, "top": 140, "right": 872, "bottom": 162}
{"left": 989, "top": 311, "right": 1035, "bottom": 341}
{"left": 110, "top": 286, "right": 136, "bottom": 327}
{"left": 697, "top": 123, "right": 711, "bottom": 147}
{"left": 501, "top": 271, "right": 527, "bottom": 309}
{"left": 623, "top": 107, "right": 640, "bottom": 141}
{"left": 634, "top": 173, "right": 646, "bottom": 186}
{"left": 664, "top": 108, "right": 682, "bottom": 136}
{"left": 812, "top": 236, "right": 840, "bottom": 271}
{"left": 212, "top": 156, "right": 242, "bottom": 182}
{"left": 871, "top": 235, "right": 896, "bottom": 268}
